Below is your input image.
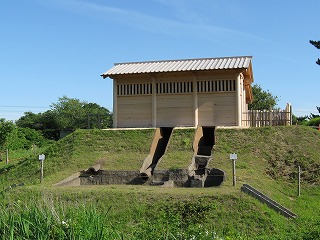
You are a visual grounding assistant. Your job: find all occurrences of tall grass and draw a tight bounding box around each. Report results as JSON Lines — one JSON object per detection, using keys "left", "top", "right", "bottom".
{"left": 2, "top": 186, "right": 320, "bottom": 240}
{"left": 0, "top": 194, "right": 229, "bottom": 240}
{"left": 0, "top": 198, "right": 121, "bottom": 239}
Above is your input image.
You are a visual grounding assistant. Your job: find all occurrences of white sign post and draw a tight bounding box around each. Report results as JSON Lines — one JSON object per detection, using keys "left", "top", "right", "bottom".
{"left": 230, "top": 153, "right": 237, "bottom": 186}
{"left": 39, "top": 154, "right": 45, "bottom": 183}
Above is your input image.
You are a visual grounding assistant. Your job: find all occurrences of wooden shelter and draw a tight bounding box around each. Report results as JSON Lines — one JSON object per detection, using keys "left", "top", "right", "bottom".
{"left": 101, "top": 56, "right": 254, "bottom": 128}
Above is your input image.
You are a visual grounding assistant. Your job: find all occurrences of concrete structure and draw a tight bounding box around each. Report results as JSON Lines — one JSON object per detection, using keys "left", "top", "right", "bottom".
{"left": 101, "top": 56, "right": 254, "bottom": 128}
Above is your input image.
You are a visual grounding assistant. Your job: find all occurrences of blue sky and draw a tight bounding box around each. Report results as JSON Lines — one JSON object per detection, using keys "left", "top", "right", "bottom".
{"left": 1, "top": 0, "right": 319, "bottom": 121}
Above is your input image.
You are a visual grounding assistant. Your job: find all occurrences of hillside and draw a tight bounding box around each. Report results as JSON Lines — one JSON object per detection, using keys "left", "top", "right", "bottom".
{"left": 0, "top": 126, "right": 319, "bottom": 239}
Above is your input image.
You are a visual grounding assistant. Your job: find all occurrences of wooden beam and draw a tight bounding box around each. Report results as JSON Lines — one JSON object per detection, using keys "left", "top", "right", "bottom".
{"left": 152, "top": 77, "right": 157, "bottom": 127}
{"left": 193, "top": 74, "right": 198, "bottom": 127}
{"left": 113, "top": 78, "right": 118, "bottom": 128}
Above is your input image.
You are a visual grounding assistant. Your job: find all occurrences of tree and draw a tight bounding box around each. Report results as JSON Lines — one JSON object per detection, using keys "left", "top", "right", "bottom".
{"left": 50, "top": 96, "right": 112, "bottom": 130}
{"left": 292, "top": 114, "right": 308, "bottom": 125}
{"left": 309, "top": 106, "right": 320, "bottom": 119}
{"left": 0, "top": 118, "right": 15, "bottom": 147}
{"left": 309, "top": 40, "right": 320, "bottom": 65}
{"left": 16, "top": 111, "right": 60, "bottom": 140}
{"left": 0, "top": 118, "right": 48, "bottom": 150}
{"left": 16, "top": 96, "right": 112, "bottom": 140}
{"left": 248, "top": 84, "right": 279, "bottom": 110}
{"left": 50, "top": 96, "right": 87, "bottom": 130}
{"left": 84, "top": 103, "right": 112, "bottom": 129}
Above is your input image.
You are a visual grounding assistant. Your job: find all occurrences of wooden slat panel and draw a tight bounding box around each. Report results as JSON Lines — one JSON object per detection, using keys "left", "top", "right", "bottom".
{"left": 117, "top": 96, "right": 152, "bottom": 127}
{"left": 157, "top": 94, "right": 193, "bottom": 126}
{"left": 198, "top": 93, "right": 236, "bottom": 126}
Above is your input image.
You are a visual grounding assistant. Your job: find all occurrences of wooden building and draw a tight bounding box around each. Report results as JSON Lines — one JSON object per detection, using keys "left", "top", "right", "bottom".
{"left": 101, "top": 56, "right": 254, "bottom": 128}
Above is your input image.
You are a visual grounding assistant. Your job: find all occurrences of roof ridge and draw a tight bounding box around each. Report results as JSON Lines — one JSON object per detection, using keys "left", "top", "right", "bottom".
{"left": 114, "top": 56, "right": 252, "bottom": 66}
{"left": 101, "top": 56, "right": 253, "bottom": 78}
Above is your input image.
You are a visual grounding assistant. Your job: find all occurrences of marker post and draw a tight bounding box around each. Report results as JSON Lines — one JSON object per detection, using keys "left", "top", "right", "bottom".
{"left": 230, "top": 153, "right": 237, "bottom": 186}
{"left": 39, "top": 154, "right": 45, "bottom": 183}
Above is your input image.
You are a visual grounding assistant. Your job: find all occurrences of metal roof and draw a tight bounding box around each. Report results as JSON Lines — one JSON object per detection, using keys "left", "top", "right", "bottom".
{"left": 101, "top": 56, "right": 253, "bottom": 78}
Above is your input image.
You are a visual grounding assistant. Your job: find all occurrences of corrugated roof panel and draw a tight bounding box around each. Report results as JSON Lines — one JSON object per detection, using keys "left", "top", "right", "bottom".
{"left": 181, "top": 60, "right": 194, "bottom": 71}
{"left": 238, "top": 57, "right": 245, "bottom": 68}
{"left": 204, "top": 59, "right": 214, "bottom": 70}
{"left": 234, "top": 58, "right": 241, "bottom": 68}
{"left": 196, "top": 59, "right": 207, "bottom": 70}
{"left": 165, "top": 61, "right": 177, "bottom": 72}
{"left": 148, "top": 61, "right": 162, "bottom": 72}
{"left": 214, "top": 58, "right": 223, "bottom": 69}
{"left": 229, "top": 58, "right": 236, "bottom": 68}
{"left": 189, "top": 59, "right": 200, "bottom": 70}
{"left": 179, "top": 60, "right": 191, "bottom": 71}
{"left": 244, "top": 57, "right": 251, "bottom": 68}
{"left": 101, "top": 56, "right": 252, "bottom": 78}
{"left": 223, "top": 58, "right": 232, "bottom": 69}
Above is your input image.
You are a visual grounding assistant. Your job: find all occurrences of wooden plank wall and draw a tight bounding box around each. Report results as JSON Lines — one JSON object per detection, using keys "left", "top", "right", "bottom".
{"left": 117, "top": 96, "right": 152, "bottom": 128}
{"left": 115, "top": 71, "right": 247, "bottom": 128}
{"left": 198, "top": 93, "right": 237, "bottom": 126}
{"left": 157, "top": 94, "right": 193, "bottom": 127}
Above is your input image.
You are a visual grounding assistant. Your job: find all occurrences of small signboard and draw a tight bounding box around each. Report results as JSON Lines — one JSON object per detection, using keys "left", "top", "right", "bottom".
{"left": 230, "top": 153, "right": 237, "bottom": 160}
{"left": 38, "top": 154, "right": 45, "bottom": 161}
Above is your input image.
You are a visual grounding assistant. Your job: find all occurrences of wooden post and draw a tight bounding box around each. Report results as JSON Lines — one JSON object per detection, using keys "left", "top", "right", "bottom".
{"left": 6, "top": 149, "right": 9, "bottom": 165}
{"left": 230, "top": 153, "right": 237, "bottom": 186}
{"left": 298, "top": 166, "right": 301, "bottom": 196}
{"left": 232, "top": 159, "right": 236, "bottom": 186}
{"left": 193, "top": 74, "right": 198, "bottom": 127}
{"left": 269, "top": 106, "right": 273, "bottom": 126}
{"left": 40, "top": 160, "right": 44, "bottom": 183}
{"left": 286, "top": 103, "right": 292, "bottom": 126}
{"left": 152, "top": 77, "right": 157, "bottom": 128}
{"left": 113, "top": 78, "right": 118, "bottom": 128}
{"left": 39, "top": 154, "right": 45, "bottom": 183}
{"left": 235, "top": 74, "right": 242, "bottom": 127}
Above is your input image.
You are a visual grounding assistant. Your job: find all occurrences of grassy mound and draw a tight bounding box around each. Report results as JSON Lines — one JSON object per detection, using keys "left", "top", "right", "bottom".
{"left": 0, "top": 126, "right": 319, "bottom": 239}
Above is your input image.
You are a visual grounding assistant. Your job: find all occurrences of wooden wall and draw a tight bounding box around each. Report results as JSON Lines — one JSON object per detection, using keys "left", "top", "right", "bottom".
{"left": 114, "top": 70, "right": 247, "bottom": 128}
{"left": 117, "top": 96, "right": 152, "bottom": 128}
{"left": 157, "top": 94, "right": 193, "bottom": 127}
{"left": 198, "top": 93, "right": 236, "bottom": 126}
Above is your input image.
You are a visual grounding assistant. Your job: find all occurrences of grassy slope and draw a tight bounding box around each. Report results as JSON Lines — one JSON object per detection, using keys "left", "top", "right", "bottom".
{"left": 0, "top": 126, "right": 320, "bottom": 239}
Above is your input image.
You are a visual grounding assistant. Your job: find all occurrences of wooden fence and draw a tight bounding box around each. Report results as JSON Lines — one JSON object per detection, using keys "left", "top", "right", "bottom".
{"left": 242, "top": 103, "right": 292, "bottom": 127}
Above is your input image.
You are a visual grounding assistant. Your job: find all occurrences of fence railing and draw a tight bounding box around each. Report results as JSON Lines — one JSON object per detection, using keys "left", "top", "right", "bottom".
{"left": 242, "top": 103, "right": 292, "bottom": 127}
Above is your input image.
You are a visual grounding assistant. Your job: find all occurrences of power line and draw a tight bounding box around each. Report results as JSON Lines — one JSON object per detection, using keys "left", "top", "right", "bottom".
{"left": 0, "top": 105, "right": 49, "bottom": 109}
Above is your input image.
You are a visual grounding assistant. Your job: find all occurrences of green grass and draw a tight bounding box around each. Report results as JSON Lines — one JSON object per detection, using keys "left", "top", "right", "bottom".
{"left": 2, "top": 185, "right": 320, "bottom": 239}
{"left": 157, "top": 128, "right": 195, "bottom": 169}
{"left": 0, "top": 125, "right": 319, "bottom": 239}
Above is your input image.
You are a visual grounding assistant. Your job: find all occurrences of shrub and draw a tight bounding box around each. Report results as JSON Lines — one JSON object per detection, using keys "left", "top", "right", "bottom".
{"left": 5, "top": 127, "right": 50, "bottom": 150}
{"left": 307, "top": 117, "right": 320, "bottom": 127}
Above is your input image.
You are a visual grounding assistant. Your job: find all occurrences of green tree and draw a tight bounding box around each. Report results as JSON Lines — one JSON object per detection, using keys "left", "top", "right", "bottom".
{"left": 50, "top": 96, "right": 112, "bottom": 130}
{"left": 50, "top": 96, "right": 86, "bottom": 130}
{"left": 309, "top": 106, "right": 320, "bottom": 119}
{"left": 16, "top": 96, "right": 112, "bottom": 140}
{"left": 0, "top": 118, "right": 15, "bottom": 147}
{"left": 292, "top": 114, "right": 308, "bottom": 125}
{"left": 248, "top": 84, "right": 279, "bottom": 110}
{"left": 16, "top": 111, "right": 60, "bottom": 140}
{"left": 5, "top": 127, "right": 49, "bottom": 150}
{"left": 310, "top": 40, "right": 320, "bottom": 65}
{"left": 84, "top": 103, "right": 112, "bottom": 129}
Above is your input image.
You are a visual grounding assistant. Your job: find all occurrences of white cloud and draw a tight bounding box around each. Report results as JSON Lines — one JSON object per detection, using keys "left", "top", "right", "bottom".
{"left": 35, "top": 0, "right": 276, "bottom": 44}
